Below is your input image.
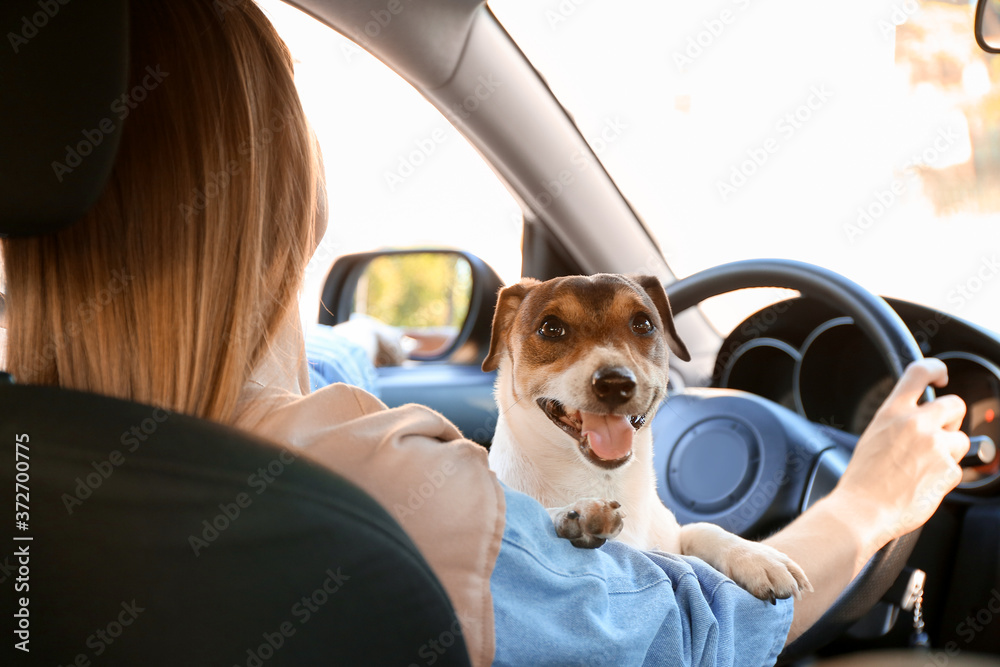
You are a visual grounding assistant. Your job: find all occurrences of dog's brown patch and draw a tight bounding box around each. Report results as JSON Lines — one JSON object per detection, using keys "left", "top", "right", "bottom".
{"left": 512, "top": 276, "right": 671, "bottom": 388}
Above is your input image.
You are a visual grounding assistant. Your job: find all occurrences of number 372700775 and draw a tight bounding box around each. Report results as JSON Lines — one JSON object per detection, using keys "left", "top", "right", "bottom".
{"left": 15, "top": 434, "right": 29, "bottom": 524}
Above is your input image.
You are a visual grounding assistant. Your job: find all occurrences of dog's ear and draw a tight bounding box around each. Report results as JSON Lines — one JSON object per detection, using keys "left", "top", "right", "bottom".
{"left": 482, "top": 278, "right": 539, "bottom": 372}
{"left": 633, "top": 275, "right": 690, "bottom": 362}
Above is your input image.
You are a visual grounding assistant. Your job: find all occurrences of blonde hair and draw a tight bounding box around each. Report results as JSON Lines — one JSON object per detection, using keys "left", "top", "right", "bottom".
{"left": 1, "top": 0, "right": 318, "bottom": 423}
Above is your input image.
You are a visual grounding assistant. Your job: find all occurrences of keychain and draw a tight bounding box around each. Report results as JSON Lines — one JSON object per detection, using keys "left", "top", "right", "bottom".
{"left": 909, "top": 584, "right": 930, "bottom": 649}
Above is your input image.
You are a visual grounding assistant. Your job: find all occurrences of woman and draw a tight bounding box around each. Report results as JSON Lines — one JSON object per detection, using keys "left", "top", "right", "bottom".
{"left": 0, "top": 1, "right": 969, "bottom": 665}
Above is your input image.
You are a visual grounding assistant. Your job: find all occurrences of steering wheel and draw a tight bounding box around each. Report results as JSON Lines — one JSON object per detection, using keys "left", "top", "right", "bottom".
{"left": 660, "top": 259, "right": 931, "bottom": 662}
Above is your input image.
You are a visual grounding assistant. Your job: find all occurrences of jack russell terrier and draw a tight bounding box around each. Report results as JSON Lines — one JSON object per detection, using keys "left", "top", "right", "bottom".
{"left": 483, "top": 274, "right": 811, "bottom": 601}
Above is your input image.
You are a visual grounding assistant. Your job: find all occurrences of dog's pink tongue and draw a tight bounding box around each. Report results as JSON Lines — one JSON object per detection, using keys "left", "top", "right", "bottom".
{"left": 580, "top": 412, "right": 633, "bottom": 461}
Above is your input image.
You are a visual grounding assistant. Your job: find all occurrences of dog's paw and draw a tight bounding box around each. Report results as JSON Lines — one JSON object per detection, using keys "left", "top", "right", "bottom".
{"left": 549, "top": 498, "right": 626, "bottom": 549}
{"left": 709, "top": 540, "right": 813, "bottom": 603}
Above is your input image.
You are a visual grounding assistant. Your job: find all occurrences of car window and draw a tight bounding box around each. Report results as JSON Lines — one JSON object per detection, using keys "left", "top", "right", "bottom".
{"left": 491, "top": 0, "right": 1000, "bottom": 334}
{"left": 257, "top": 1, "right": 524, "bottom": 325}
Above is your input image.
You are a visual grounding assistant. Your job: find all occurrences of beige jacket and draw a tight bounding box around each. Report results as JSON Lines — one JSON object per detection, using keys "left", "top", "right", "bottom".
{"left": 232, "top": 325, "right": 505, "bottom": 667}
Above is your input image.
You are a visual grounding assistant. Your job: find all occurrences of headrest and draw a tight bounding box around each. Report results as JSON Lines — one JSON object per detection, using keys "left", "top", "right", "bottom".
{"left": 0, "top": 0, "right": 129, "bottom": 238}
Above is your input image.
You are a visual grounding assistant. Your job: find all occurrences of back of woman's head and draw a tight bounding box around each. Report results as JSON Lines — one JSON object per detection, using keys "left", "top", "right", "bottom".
{"left": 1, "top": 0, "right": 319, "bottom": 422}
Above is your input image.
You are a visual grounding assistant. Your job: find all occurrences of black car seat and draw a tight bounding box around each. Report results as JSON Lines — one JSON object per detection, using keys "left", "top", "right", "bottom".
{"left": 0, "top": 1, "right": 471, "bottom": 664}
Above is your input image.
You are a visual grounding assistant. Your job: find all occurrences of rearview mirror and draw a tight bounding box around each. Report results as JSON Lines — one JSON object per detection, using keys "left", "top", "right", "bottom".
{"left": 976, "top": 0, "right": 1000, "bottom": 53}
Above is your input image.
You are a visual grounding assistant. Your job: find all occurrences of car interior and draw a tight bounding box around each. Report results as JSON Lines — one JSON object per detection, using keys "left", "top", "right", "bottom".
{"left": 3, "top": 0, "right": 1000, "bottom": 665}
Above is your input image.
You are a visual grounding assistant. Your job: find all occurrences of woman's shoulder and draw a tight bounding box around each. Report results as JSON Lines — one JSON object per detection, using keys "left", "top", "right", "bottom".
{"left": 247, "top": 382, "right": 504, "bottom": 667}
{"left": 254, "top": 382, "right": 470, "bottom": 448}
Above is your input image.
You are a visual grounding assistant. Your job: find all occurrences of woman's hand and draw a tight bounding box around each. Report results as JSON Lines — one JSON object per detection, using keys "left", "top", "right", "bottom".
{"left": 768, "top": 358, "right": 971, "bottom": 643}
{"left": 834, "top": 358, "right": 971, "bottom": 552}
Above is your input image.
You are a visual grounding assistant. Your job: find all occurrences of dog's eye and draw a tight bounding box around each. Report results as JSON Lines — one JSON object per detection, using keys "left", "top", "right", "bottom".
{"left": 538, "top": 317, "right": 567, "bottom": 339}
{"left": 631, "top": 314, "right": 654, "bottom": 335}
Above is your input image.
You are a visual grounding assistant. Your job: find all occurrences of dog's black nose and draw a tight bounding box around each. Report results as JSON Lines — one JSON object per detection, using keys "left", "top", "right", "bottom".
{"left": 592, "top": 367, "right": 636, "bottom": 405}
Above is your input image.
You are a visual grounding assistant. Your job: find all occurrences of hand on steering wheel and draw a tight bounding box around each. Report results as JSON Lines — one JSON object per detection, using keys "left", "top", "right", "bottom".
{"left": 660, "top": 258, "right": 969, "bottom": 660}
{"left": 840, "top": 358, "right": 969, "bottom": 550}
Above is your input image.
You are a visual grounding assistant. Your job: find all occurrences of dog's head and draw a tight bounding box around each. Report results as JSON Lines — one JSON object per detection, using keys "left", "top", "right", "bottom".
{"left": 483, "top": 274, "right": 689, "bottom": 470}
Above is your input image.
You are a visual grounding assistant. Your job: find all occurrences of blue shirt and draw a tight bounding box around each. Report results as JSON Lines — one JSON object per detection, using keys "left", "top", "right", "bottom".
{"left": 303, "top": 331, "right": 794, "bottom": 664}
{"left": 304, "top": 323, "right": 380, "bottom": 397}
{"left": 492, "top": 485, "right": 794, "bottom": 666}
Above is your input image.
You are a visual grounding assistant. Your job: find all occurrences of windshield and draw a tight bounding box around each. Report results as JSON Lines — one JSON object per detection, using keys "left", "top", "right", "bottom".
{"left": 491, "top": 0, "right": 1000, "bottom": 333}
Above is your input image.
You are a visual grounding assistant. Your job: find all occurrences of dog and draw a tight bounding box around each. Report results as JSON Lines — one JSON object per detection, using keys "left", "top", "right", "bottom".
{"left": 483, "top": 274, "right": 811, "bottom": 601}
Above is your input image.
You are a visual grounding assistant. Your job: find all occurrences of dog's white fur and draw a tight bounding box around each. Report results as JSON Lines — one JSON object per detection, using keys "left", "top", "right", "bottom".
{"left": 487, "top": 276, "right": 811, "bottom": 601}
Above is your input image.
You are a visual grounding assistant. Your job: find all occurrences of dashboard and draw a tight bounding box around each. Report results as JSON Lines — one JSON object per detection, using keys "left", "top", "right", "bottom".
{"left": 711, "top": 296, "right": 1000, "bottom": 494}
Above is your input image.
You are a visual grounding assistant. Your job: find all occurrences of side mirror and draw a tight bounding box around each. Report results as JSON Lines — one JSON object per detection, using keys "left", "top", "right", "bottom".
{"left": 976, "top": 0, "right": 1000, "bottom": 53}
{"left": 319, "top": 250, "right": 503, "bottom": 366}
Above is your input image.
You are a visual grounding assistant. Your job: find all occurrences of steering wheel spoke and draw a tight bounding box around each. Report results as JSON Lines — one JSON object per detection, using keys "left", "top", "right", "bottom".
{"left": 654, "top": 388, "right": 839, "bottom": 539}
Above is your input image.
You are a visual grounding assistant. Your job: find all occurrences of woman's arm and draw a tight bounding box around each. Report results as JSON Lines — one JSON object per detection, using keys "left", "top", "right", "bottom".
{"left": 763, "top": 358, "right": 970, "bottom": 643}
